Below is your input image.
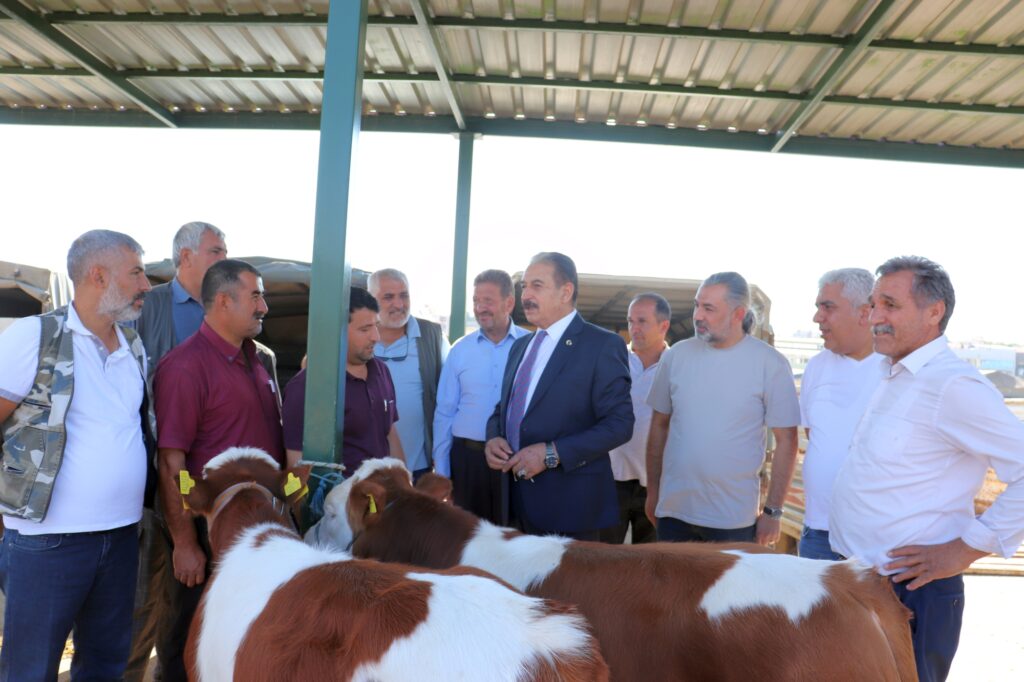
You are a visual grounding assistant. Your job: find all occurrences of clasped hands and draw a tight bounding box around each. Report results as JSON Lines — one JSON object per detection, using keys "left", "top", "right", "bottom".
{"left": 484, "top": 438, "right": 546, "bottom": 482}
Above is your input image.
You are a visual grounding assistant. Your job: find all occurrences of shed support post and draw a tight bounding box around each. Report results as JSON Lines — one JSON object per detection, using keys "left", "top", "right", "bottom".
{"left": 448, "top": 132, "right": 475, "bottom": 342}
{"left": 302, "top": 0, "right": 368, "bottom": 468}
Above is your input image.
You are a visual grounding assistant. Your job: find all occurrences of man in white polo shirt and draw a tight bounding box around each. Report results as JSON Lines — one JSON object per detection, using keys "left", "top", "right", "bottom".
{"left": 0, "top": 230, "right": 154, "bottom": 680}
{"left": 599, "top": 292, "right": 670, "bottom": 545}
{"left": 798, "top": 268, "right": 883, "bottom": 560}
{"left": 831, "top": 256, "right": 1024, "bottom": 682}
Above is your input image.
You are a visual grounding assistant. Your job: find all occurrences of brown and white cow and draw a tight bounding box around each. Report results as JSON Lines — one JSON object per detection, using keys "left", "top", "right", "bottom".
{"left": 307, "top": 457, "right": 918, "bottom": 682}
{"left": 183, "top": 447, "right": 609, "bottom": 682}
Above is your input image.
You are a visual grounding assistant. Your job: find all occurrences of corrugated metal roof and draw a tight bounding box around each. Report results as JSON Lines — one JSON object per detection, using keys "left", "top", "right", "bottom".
{"left": 0, "top": 0, "right": 1022, "bottom": 162}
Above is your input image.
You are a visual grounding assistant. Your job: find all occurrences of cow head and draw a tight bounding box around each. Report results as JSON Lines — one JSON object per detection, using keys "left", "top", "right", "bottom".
{"left": 303, "top": 457, "right": 410, "bottom": 550}
{"left": 181, "top": 447, "right": 311, "bottom": 554}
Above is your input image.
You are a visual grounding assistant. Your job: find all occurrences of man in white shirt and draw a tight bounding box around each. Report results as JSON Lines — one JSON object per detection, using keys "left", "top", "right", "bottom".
{"left": 799, "top": 268, "right": 883, "bottom": 560}
{"left": 646, "top": 272, "right": 800, "bottom": 545}
{"left": 0, "top": 230, "right": 153, "bottom": 680}
{"left": 830, "top": 256, "right": 1024, "bottom": 682}
{"left": 599, "top": 292, "right": 670, "bottom": 545}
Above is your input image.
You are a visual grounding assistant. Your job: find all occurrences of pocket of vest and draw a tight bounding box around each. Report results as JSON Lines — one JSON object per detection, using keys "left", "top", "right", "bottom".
{"left": 0, "top": 425, "right": 49, "bottom": 515}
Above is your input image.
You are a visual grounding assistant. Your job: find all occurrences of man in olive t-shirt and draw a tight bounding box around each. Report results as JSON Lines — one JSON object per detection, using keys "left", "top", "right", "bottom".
{"left": 645, "top": 272, "right": 800, "bottom": 546}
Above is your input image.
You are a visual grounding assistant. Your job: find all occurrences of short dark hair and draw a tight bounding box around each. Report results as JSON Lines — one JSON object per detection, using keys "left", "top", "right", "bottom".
{"left": 201, "top": 259, "right": 261, "bottom": 310}
{"left": 529, "top": 252, "right": 578, "bottom": 304}
{"left": 473, "top": 269, "right": 514, "bottom": 298}
{"left": 349, "top": 286, "right": 379, "bottom": 321}
{"left": 631, "top": 292, "right": 671, "bottom": 323}
{"left": 876, "top": 256, "right": 955, "bottom": 333}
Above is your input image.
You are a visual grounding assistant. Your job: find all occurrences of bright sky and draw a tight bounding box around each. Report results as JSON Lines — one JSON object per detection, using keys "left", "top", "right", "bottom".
{"left": 3, "top": 123, "right": 1022, "bottom": 345}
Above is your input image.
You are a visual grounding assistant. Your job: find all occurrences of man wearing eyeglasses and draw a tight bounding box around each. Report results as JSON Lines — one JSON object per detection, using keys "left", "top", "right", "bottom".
{"left": 369, "top": 269, "right": 450, "bottom": 482}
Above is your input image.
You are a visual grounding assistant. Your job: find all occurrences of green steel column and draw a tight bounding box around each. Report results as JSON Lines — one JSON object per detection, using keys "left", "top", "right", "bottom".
{"left": 302, "top": 0, "right": 368, "bottom": 465}
{"left": 448, "top": 132, "right": 475, "bottom": 342}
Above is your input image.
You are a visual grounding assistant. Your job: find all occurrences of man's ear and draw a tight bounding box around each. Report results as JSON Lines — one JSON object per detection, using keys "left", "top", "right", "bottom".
{"left": 349, "top": 479, "right": 389, "bottom": 529}
{"left": 857, "top": 302, "right": 871, "bottom": 326}
{"left": 415, "top": 473, "right": 453, "bottom": 504}
{"left": 278, "top": 464, "right": 313, "bottom": 504}
{"left": 181, "top": 471, "right": 213, "bottom": 515}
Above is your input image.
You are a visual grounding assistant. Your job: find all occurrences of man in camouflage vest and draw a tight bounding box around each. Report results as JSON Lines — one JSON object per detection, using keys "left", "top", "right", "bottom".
{"left": 0, "top": 230, "right": 154, "bottom": 681}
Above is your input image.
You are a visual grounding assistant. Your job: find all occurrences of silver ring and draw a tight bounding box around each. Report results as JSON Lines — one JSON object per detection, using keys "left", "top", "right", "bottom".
{"left": 518, "top": 468, "right": 527, "bottom": 479}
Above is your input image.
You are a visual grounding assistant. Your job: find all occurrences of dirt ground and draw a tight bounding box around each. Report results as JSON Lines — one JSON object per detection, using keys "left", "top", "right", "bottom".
{"left": 0, "top": 575, "right": 1020, "bottom": 679}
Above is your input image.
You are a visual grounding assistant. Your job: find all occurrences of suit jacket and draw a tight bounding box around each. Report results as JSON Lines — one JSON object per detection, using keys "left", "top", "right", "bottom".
{"left": 487, "top": 313, "right": 634, "bottom": 534}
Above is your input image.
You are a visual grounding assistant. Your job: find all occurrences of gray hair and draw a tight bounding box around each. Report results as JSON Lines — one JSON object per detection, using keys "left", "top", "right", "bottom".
{"left": 67, "top": 230, "right": 144, "bottom": 284}
{"left": 172, "top": 221, "right": 226, "bottom": 268}
{"left": 818, "top": 268, "right": 874, "bottom": 307}
{"left": 702, "top": 271, "right": 755, "bottom": 334}
{"left": 474, "top": 269, "right": 514, "bottom": 299}
{"left": 630, "top": 292, "right": 671, "bottom": 323}
{"left": 368, "top": 268, "right": 409, "bottom": 295}
{"left": 876, "top": 256, "right": 955, "bottom": 333}
{"left": 201, "top": 259, "right": 261, "bottom": 310}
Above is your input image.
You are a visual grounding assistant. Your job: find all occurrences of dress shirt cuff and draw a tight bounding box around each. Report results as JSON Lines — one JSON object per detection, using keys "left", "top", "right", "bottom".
{"left": 961, "top": 518, "right": 1004, "bottom": 557}
{"left": 434, "top": 457, "right": 451, "bottom": 478}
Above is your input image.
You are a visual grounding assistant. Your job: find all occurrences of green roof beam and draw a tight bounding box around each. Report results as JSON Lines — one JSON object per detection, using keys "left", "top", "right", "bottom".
{"left": 448, "top": 132, "right": 475, "bottom": 342}
{"left": 0, "top": 0, "right": 176, "bottom": 127}
{"left": 771, "top": 0, "right": 902, "bottom": 153}
{"left": 409, "top": 0, "right": 464, "bottom": 128}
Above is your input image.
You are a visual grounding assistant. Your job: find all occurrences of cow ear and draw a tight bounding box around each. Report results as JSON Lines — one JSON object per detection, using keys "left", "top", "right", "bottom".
{"left": 349, "top": 479, "right": 388, "bottom": 528}
{"left": 278, "top": 464, "right": 313, "bottom": 504}
{"left": 415, "top": 473, "right": 453, "bottom": 504}
{"left": 180, "top": 470, "right": 212, "bottom": 515}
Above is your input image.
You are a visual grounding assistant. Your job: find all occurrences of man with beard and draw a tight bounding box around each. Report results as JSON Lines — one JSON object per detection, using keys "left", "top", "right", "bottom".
{"left": 433, "top": 270, "right": 528, "bottom": 522}
{"left": 485, "top": 252, "right": 633, "bottom": 539}
{"left": 369, "top": 269, "right": 449, "bottom": 481}
{"left": 831, "top": 256, "right": 1024, "bottom": 682}
{"left": 151, "top": 259, "right": 285, "bottom": 681}
{"left": 645, "top": 271, "right": 799, "bottom": 545}
{"left": 282, "top": 286, "right": 404, "bottom": 472}
{"left": 0, "top": 230, "right": 153, "bottom": 680}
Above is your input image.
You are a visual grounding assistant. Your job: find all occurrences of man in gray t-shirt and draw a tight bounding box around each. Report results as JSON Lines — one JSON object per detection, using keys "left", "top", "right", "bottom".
{"left": 645, "top": 272, "right": 800, "bottom": 545}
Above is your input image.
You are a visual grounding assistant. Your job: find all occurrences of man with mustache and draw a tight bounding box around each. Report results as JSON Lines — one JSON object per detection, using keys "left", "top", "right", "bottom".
{"left": 433, "top": 270, "right": 528, "bottom": 522}
{"left": 798, "top": 268, "right": 883, "bottom": 560}
{"left": 151, "top": 259, "right": 285, "bottom": 680}
{"left": 369, "top": 269, "right": 449, "bottom": 481}
{"left": 830, "top": 256, "right": 1024, "bottom": 682}
{"left": 126, "top": 220, "right": 227, "bottom": 682}
{"left": 0, "top": 230, "right": 153, "bottom": 680}
{"left": 485, "top": 252, "right": 634, "bottom": 539}
{"left": 645, "top": 272, "right": 800, "bottom": 545}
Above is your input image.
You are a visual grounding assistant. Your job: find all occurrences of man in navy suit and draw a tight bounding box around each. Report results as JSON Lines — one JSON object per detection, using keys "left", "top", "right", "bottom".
{"left": 485, "top": 252, "right": 634, "bottom": 540}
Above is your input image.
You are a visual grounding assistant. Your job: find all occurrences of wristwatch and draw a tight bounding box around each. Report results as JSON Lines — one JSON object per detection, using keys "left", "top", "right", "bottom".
{"left": 544, "top": 442, "right": 560, "bottom": 469}
{"left": 762, "top": 505, "right": 783, "bottom": 520}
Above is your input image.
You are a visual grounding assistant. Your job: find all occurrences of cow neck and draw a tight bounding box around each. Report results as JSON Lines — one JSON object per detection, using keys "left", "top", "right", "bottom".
{"left": 208, "top": 481, "right": 294, "bottom": 539}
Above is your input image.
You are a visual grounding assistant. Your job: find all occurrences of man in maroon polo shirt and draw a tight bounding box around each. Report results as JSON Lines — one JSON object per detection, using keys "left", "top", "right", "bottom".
{"left": 152, "top": 259, "right": 284, "bottom": 682}
{"left": 283, "top": 286, "right": 404, "bottom": 471}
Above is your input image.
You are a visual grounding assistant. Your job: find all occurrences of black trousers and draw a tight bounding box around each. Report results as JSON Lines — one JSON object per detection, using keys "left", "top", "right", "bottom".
{"left": 450, "top": 437, "right": 503, "bottom": 524}
{"left": 656, "top": 516, "right": 756, "bottom": 543}
{"left": 598, "top": 479, "right": 657, "bottom": 544}
{"left": 154, "top": 517, "right": 211, "bottom": 682}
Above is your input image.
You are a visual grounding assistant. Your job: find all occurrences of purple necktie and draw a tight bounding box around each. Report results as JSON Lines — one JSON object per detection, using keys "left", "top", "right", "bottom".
{"left": 505, "top": 330, "right": 548, "bottom": 452}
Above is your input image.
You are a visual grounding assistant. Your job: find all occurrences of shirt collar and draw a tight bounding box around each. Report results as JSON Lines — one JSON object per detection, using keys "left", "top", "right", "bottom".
{"left": 171, "top": 277, "right": 199, "bottom": 305}
{"left": 538, "top": 309, "right": 577, "bottom": 345}
{"left": 67, "top": 301, "right": 129, "bottom": 356}
{"left": 405, "top": 316, "right": 422, "bottom": 340}
{"left": 199, "top": 320, "right": 250, "bottom": 364}
{"left": 890, "top": 335, "right": 948, "bottom": 376}
{"left": 474, "top": 321, "right": 527, "bottom": 345}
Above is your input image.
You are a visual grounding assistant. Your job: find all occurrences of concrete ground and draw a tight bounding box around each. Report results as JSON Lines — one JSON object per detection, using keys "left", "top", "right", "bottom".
{"left": 0, "top": 574, "right": 1020, "bottom": 679}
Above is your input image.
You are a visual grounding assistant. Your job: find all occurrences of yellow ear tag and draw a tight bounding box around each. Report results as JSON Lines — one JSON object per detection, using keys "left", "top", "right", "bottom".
{"left": 367, "top": 493, "right": 378, "bottom": 515}
{"left": 296, "top": 485, "right": 310, "bottom": 501}
{"left": 283, "top": 472, "right": 302, "bottom": 497}
{"left": 179, "top": 470, "right": 196, "bottom": 496}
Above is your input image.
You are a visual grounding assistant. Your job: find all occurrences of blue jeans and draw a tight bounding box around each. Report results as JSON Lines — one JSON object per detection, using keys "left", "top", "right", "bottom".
{"left": 798, "top": 526, "right": 844, "bottom": 561}
{"left": 656, "top": 517, "right": 756, "bottom": 543}
{"left": 0, "top": 523, "right": 139, "bottom": 682}
{"left": 892, "top": 574, "right": 965, "bottom": 682}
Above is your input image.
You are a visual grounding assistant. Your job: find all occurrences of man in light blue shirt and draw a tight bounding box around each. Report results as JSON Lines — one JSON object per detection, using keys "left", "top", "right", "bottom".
{"left": 371, "top": 269, "right": 450, "bottom": 480}
{"left": 433, "top": 270, "right": 528, "bottom": 522}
